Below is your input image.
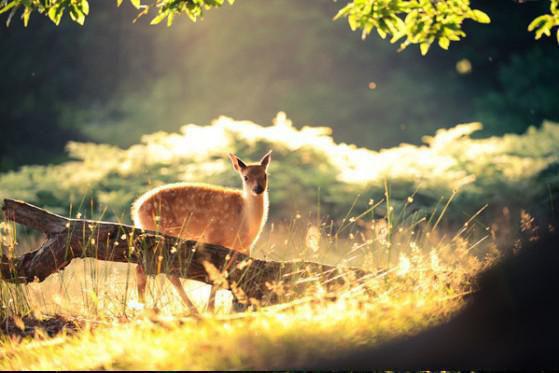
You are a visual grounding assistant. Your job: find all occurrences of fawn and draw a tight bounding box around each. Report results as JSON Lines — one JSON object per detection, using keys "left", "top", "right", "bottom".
{"left": 131, "top": 151, "right": 272, "bottom": 315}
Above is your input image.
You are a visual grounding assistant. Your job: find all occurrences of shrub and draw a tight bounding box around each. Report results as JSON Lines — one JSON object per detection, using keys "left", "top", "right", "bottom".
{"left": 1, "top": 113, "right": 557, "bottom": 226}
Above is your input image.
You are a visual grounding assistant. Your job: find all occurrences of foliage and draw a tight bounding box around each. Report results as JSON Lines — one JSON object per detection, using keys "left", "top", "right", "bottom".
{"left": 528, "top": 0, "right": 559, "bottom": 43}
{"left": 1, "top": 0, "right": 558, "bottom": 55}
{"left": 335, "top": 0, "right": 559, "bottom": 53}
{"left": 333, "top": 0, "right": 490, "bottom": 55}
{"left": 0, "top": 113, "right": 557, "bottom": 226}
{"left": 143, "top": 0, "right": 235, "bottom": 25}
{"left": 0, "top": 0, "right": 234, "bottom": 27}
{"left": 1, "top": 1, "right": 558, "bottom": 173}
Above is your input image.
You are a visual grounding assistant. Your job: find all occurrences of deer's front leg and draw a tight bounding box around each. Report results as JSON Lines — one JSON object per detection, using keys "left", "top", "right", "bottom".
{"left": 166, "top": 274, "right": 201, "bottom": 318}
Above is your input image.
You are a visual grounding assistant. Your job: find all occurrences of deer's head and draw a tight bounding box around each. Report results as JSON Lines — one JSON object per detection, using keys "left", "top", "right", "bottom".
{"left": 229, "top": 151, "right": 272, "bottom": 196}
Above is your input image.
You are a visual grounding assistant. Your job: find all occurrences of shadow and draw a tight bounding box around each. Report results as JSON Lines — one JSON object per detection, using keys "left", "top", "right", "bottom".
{"left": 313, "top": 227, "right": 559, "bottom": 369}
{"left": 0, "top": 315, "right": 79, "bottom": 339}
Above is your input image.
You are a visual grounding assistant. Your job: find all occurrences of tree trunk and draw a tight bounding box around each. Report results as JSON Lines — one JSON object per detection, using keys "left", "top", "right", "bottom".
{"left": 0, "top": 199, "right": 365, "bottom": 305}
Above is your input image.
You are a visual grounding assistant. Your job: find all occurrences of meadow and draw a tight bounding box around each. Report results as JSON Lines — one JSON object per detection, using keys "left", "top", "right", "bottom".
{"left": 0, "top": 113, "right": 557, "bottom": 369}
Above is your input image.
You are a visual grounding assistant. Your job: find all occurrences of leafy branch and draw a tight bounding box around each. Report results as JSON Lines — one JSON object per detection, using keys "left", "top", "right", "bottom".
{"left": 527, "top": 0, "right": 559, "bottom": 43}
{"left": 0, "top": 0, "right": 558, "bottom": 55}
{"left": 0, "top": 0, "right": 91, "bottom": 26}
{"left": 0, "top": 0, "right": 234, "bottom": 27}
{"left": 333, "top": 0, "right": 490, "bottom": 55}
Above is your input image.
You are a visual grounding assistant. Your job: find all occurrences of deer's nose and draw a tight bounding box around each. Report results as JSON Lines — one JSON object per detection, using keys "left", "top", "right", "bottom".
{"left": 253, "top": 186, "right": 264, "bottom": 194}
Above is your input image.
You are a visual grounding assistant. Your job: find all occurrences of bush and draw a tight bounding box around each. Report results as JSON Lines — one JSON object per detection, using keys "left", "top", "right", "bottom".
{"left": 1, "top": 113, "right": 558, "bottom": 226}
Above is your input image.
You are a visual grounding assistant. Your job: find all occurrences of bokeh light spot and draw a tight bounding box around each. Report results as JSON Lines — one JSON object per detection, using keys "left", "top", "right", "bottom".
{"left": 456, "top": 58, "right": 472, "bottom": 74}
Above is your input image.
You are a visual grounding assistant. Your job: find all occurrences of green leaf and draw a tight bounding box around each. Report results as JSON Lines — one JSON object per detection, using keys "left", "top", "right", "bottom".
{"left": 116, "top": 0, "right": 124, "bottom": 7}
{"left": 48, "top": 5, "right": 64, "bottom": 25}
{"left": 528, "top": 15, "right": 550, "bottom": 32}
{"left": 361, "top": 23, "right": 372, "bottom": 39}
{"left": 471, "top": 9, "right": 490, "bottom": 24}
{"left": 438, "top": 36, "right": 449, "bottom": 50}
{"left": 393, "top": 15, "right": 406, "bottom": 31}
{"left": 0, "top": 1, "right": 17, "bottom": 15}
{"left": 150, "top": 12, "right": 167, "bottom": 25}
{"left": 390, "top": 30, "right": 405, "bottom": 43}
{"left": 81, "top": 0, "right": 89, "bottom": 16}
{"left": 535, "top": 24, "right": 551, "bottom": 39}
{"left": 166, "top": 12, "right": 174, "bottom": 27}
{"left": 76, "top": 11, "right": 85, "bottom": 25}
{"left": 130, "top": 0, "right": 141, "bottom": 9}
{"left": 376, "top": 25, "right": 387, "bottom": 39}
{"left": 556, "top": 27, "right": 559, "bottom": 44}
{"left": 333, "top": 4, "right": 351, "bottom": 21}
{"left": 22, "top": 6, "right": 31, "bottom": 27}
{"left": 384, "top": 18, "right": 397, "bottom": 34}
{"left": 69, "top": 5, "right": 85, "bottom": 25}
{"left": 348, "top": 15, "right": 360, "bottom": 31}
{"left": 185, "top": 9, "right": 197, "bottom": 22}
{"left": 420, "top": 41, "right": 430, "bottom": 55}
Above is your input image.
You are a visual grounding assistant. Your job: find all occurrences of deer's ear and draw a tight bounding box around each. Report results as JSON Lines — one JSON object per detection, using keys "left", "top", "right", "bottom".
{"left": 229, "top": 153, "right": 247, "bottom": 171}
{"left": 260, "top": 150, "right": 272, "bottom": 170}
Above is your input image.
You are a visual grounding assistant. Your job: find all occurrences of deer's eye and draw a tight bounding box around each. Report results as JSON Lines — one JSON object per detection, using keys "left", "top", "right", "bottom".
{"left": 244, "top": 176, "right": 248, "bottom": 181}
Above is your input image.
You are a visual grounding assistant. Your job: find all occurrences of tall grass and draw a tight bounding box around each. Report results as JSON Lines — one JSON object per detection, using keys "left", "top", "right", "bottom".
{"left": 1, "top": 112, "right": 554, "bottom": 368}
{"left": 0, "top": 221, "right": 32, "bottom": 320}
{"left": 0, "top": 178, "right": 507, "bottom": 369}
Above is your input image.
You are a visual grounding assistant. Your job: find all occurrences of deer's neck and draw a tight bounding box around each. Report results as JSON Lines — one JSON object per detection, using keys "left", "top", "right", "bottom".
{"left": 242, "top": 190, "right": 269, "bottom": 238}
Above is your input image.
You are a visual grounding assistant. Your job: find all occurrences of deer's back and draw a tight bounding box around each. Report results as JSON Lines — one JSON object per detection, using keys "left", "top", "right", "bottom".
{"left": 132, "top": 182, "right": 247, "bottom": 251}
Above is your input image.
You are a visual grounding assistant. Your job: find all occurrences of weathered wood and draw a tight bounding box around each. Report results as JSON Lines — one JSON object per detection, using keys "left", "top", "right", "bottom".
{"left": 1, "top": 199, "right": 366, "bottom": 305}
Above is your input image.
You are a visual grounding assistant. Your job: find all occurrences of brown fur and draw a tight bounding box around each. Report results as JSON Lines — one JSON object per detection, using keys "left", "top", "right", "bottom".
{"left": 131, "top": 182, "right": 267, "bottom": 253}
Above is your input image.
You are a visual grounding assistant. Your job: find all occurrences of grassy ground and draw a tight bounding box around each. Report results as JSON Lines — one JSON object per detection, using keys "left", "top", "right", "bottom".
{"left": 0, "top": 116, "right": 555, "bottom": 369}
{"left": 0, "top": 196, "right": 502, "bottom": 369}
{"left": 0, "top": 259, "right": 480, "bottom": 369}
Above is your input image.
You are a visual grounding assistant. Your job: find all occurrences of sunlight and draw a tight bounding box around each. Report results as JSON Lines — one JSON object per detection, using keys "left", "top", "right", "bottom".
{"left": 396, "top": 254, "right": 411, "bottom": 276}
{"left": 1, "top": 0, "right": 558, "bottom": 368}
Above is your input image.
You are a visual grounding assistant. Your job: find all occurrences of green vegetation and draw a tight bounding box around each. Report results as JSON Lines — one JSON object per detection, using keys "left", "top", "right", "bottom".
{"left": 1, "top": 0, "right": 557, "bottom": 369}
{"left": 336, "top": 0, "right": 559, "bottom": 53}
{"left": 2, "top": 1, "right": 558, "bottom": 173}
{"left": 1, "top": 112, "right": 553, "bottom": 369}
{"left": 1, "top": 113, "right": 557, "bottom": 227}
{"left": 528, "top": 0, "right": 559, "bottom": 43}
{"left": 0, "top": 118, "right": 549, "bottom": 368}
{"left": 334, "top": 0, "right": 490, "bottom": 55}
{"left": 0, "top": 153, "right": 500, "bottom": 368}
{"left": 0, "top": 0, "right": 235, "bottom": 26}
{"left": 2, "top": 0, "right": 558, "bottom": 54}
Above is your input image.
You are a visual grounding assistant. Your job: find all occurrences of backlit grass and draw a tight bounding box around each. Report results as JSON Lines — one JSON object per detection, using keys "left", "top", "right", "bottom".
{"left": 1, "top": 112, "right": 549, "bottom": 368}
{"left": 0, "top": 195, "right": 500, "bottom": 369}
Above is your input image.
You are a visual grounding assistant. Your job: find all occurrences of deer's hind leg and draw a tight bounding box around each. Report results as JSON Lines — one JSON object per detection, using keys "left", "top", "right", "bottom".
{"left": 136, "top": 264, "right": 148, "bottom": 304}
{"left": 207, "top": 286, "right": 217, "bottom": 312}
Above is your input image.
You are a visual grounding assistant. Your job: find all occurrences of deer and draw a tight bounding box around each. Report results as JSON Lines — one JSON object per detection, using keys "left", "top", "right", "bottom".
{"left": 130, "top": 151, "right": 272, "bottom": 316}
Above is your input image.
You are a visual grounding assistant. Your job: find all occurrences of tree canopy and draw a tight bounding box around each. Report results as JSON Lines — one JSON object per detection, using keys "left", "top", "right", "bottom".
{"left": 1, "top": 0, "right": 558, "bottom": 54}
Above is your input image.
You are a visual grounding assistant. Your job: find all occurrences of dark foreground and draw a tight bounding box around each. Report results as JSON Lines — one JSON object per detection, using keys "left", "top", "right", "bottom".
{"left": 315, "top": 227, "right": 559, "bottom": 369}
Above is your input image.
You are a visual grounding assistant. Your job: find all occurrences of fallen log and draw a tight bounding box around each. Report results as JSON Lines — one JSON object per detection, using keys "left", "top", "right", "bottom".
{"left": 0, "top": 199, "right": 365, "bottom": 305}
